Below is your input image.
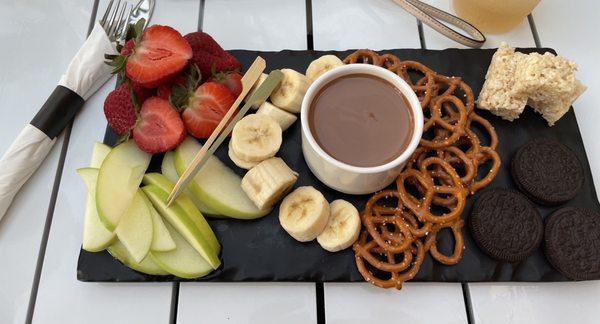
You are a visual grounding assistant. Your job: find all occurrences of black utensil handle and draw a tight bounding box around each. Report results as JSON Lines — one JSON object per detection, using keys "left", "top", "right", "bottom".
{"left": 30, "top": 85, "right": 84, "bottom": 139}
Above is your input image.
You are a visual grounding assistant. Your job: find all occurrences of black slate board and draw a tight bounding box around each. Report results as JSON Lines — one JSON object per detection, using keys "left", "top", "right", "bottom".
{"left": 77, "top": 48, "right": 600, "bottom": 283}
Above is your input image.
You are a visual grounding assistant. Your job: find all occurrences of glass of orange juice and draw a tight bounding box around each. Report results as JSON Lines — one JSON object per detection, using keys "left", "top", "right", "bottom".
{"left": 452, "top": 0, "right": 541, "bottom": 34}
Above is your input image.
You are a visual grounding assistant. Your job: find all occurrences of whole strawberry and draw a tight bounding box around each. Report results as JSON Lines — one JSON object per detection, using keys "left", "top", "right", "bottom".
{"left": 120, "top": 39, "right": 135, "bottom": 56}
{"left": 103, "top": 83, "right": 138, "bottom": 135}
{"left": 130, "top": 82, "right": 154, "bottom": 103}
{"left": 157, "top": 74, "right": 187, "bottom": 100}
{"left": 132, "top": 97, "right": 186, "bottom": 153}
{"left": 184, "top": 32, "right": 241, "bottom": 81}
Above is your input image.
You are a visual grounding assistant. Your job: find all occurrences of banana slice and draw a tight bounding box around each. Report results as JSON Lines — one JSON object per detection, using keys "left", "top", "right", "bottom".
{"left": 279, "top": 186, "right": 330, "bottom": 242}
{"left": 316, "top": 200, "right": 361, "bottom": 252}
{"left": 241, "top": 158, "right": 298, "bottom": 210}
{"left": 228, "top": 140, "right": 259, "bottom": 170}
{"left": 256, "top": 102, "right": 298, "bottom": 131}
{"left": 269, "top": 69, "right": 311, "bottom": 113}
{"left": 244, "top": 73, "right": 268, "bottom": 109}
{"left": 231, "top": 114, "right": 282, "bottom": 162}
{"left": 306, "top": 55, "right": 344, "bottom": 81}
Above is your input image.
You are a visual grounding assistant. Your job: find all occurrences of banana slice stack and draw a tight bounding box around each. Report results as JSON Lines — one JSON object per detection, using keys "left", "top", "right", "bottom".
{"left": 233, "top": 68, "right": 312, "bottom": 169}
{"left": 279, "top": 186, "right": 360, "bottom": 252}
{"left": 232, "top": 58, "right": 358, "bottom": 252}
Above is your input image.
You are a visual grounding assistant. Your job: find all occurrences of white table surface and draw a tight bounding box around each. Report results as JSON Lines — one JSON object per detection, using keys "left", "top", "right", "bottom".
{"left": 0, "top": 0, "right": 598, "bottom": 323}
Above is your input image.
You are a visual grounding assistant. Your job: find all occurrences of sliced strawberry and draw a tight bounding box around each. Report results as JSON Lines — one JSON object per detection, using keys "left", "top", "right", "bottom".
{"left": 133, "top": 97, "right": 186, "bottom": 153}
{"left": 104, "top": 83, "right": 137, "bottom": 135}
{"left": 126, "top": 25, "right": 192, "bottom": 88}
{"left": 209, "top": 71, "right": 242, "bottom": 98}
{"left": 184, "top": 32, "right": 241, "bottom": 81}
{"left": 182, "top": 82, "right": 235, "bottom": 139}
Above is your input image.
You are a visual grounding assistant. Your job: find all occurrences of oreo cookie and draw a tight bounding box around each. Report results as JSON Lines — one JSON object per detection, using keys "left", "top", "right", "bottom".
{"left": 511, "top": 138, "right": 583, "bottom": 205}
{"left": 469, "top": 188, "right": 543, "bottom": 262}
{"left": 544, "top": 207, "right": 600, "bottom": 280}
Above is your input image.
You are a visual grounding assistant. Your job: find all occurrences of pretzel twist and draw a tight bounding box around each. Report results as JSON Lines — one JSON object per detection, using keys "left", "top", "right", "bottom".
{"left": 388, "top": 61, "right": 436, "bottom": 109}
{"left": 421, "top": 95, "right": 468, "bottom": 149}
{"left": 343, "top": 49, "right": 383, "bottom": 66}
{"left": 424, "top": 220, "right": 465, "bottom": 265}
{"left": 379, "top": 53, "right": 402, "bottom": 69}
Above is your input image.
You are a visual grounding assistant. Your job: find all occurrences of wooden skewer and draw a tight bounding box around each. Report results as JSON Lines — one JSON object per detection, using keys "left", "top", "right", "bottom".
{"left": 166, "top": 56, "right": 266, "bottom": 206}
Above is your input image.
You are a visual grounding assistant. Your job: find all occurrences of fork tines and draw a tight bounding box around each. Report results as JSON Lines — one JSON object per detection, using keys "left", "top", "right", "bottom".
{"left": 100, "top": 0, "right": 132, "bottom": 42}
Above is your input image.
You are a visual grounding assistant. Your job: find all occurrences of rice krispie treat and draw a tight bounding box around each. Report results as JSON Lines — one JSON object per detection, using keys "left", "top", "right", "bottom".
{"left": 477, "top": 43, "right": 528, "bottom": 121}
{"left": 476, "top": 42, "right": 586, "bottom": 126}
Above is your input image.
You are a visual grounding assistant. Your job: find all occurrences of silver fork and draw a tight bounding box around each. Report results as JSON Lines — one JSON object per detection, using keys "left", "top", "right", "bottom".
{"left": 99, "top": 0, "right": 132, "bottom": 43}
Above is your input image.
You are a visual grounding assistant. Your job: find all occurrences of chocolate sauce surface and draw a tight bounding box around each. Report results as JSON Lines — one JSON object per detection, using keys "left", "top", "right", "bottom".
{"left": 308, "top": 74, "right": 413, "bottom": 167}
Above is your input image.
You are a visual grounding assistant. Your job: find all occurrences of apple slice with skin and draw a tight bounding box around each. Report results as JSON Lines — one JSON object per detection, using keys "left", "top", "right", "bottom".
{"left": 76, "top": 168, "right": 116, "bottom": 252}
{"left": 146, "top": 200, "right": 176, "bottom": 252}
{"left": 161, "top": 151, "right": 222, "bottom": 218}
{"left": 96, "top": 139, "right": 151, "bottom": 231}
{"left": 90, "top": 142, "right": 111, "bottom": 168}
{"left": 142, "top": 173, "right": 220, "bottom": 252}
{"left": 115, "top": 190, "right": 153, "bottom": 263}
{"left": 76, "top": 142, "right": 114, "bottom": 252}
{"left": 173, "top": 137, "right": 271, "bottom": 220}
{"left": 150, "top": 220, "right": 214, "bottom": 279}
{"left": 107, "top": 240, "right": 168, "bottom": 276}
{"left": 142, "top": 184, "right": 221, "bottom": 269}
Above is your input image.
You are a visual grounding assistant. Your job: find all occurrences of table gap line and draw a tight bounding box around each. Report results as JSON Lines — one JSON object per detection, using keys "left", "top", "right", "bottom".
{"left": 527, "top": 14, "right": 542, "bottom": 48}
{"left": 417, "top": 19, "right": 426, "bottom": 49}
{"left": 461, "top": 282, "right": 475, "bottom": 324}
{"left": 315, "top": 282, "right": 325, "bottom": 324}
{"left": 305, "top": 0, "right": 313, "bottom": 50}
{"left": 198, "top": 0, "right": 206, "bottom": 32}
{"left": 24, "top": 1, "right": 100, "bottom": 323}
{"left": 170, "top": 282, "right": 180, "bottom": 324}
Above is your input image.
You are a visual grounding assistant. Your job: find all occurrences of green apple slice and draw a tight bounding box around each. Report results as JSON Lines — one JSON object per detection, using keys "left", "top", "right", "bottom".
{"left": 76, "top": 168, "right": 116, "bottom": 252}
{"left": 150, "top": 221, "right": 214, "bottom": 279}
{"left": 142, "top": 173, "right": 220, "bottom": 252}
{"left": 90, "top": 142, "right": 111, "bottom": 168}
{"left": 173, "top": 137, "right": 271, "bottom": 220}
{"left": 140, "top": 193, "right": 176, "bottom": 252}
{"left": 96, "top": 140, "right": 151, "bottom": 231}
{"left": 114, "top": 191, "right": 153, "bottom": 263}
{"left": 142, "top": 184, "right": 221, "bottom": 269}
{"left": 142, "top": 173, "right": 220, "bottom": 250}
{"left": 107, "top": 240, "right": 169, "bottom": 276}
{"left": 161, "top": 151, "right": 221, "bottom": 218}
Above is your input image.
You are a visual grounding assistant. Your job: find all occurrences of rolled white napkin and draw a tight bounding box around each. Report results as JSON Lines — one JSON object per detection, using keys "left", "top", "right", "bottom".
{"left": 60, "top": 22, "right": 116, "bottom": 99}
{"left": 0, "top": 125, "right": 55, "bottom": 220}
{"left": 0, "top": 22, "right": 116, "bottom": 222}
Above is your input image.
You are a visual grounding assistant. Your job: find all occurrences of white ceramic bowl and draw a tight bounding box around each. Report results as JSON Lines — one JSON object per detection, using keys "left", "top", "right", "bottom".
{"left": 300, "top": 64, "right": 423, "bottom": 195}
